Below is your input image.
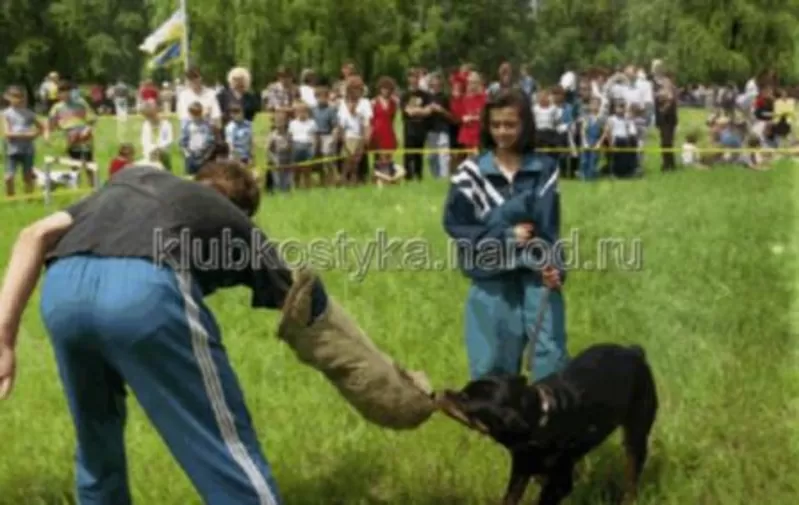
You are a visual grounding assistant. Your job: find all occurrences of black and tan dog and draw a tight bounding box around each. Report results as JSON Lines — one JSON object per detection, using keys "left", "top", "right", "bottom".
{"left": 437, "top": 344, "right": 658, "bottom": 505}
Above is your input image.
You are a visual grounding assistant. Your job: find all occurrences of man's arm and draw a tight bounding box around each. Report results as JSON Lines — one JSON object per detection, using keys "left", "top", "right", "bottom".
{"left": 0, "top": 211, "right": 75, "bottom": 348}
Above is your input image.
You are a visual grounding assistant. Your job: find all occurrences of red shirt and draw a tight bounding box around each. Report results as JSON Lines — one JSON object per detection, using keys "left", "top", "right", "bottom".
{"left": 109, "top": 156, "right": 131, "bottom": 178}
{"left": 139, "top": 85, "right": 159, "bottom": 103}
{"left": 456, "top": 92, "right": 486, "bottom": 148}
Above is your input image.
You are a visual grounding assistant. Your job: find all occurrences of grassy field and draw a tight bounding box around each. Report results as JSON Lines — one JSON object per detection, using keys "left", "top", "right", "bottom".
{"left": 0, "top": 110, "right": 797, "bottom": 504}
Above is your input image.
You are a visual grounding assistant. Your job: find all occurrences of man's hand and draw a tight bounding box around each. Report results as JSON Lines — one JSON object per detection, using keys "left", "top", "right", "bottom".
{"left": 513, "top": 223, "right": 535, "bottom": 243}
{"left": 542, "top": 265, "right": 562, "bottom": 290}
{"left": 0, "top": 342, "right": 16, "bottom": 400}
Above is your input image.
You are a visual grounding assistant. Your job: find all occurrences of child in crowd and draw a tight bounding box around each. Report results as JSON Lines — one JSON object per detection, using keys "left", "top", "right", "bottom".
{"left": 533, "top": 88, "right": 561, "bottom": 160}
{"left": 109, "top": 143, "right": 136, "bottom": 178}
{"left": 373, "top": 160, "right": 406, "bottom": 188}
{"left": 47, "top": 81, "right": 97, "bottom": 187}
{"left": 579, "top": 97, "right": 604, "bottom": 180}
{"left": 224, "top": 104, "right": 254, "bottom": 166}
{"left": 681, "top": 132, "right": 707, "bottom": 169}
{"left": 311, "top": 78, "right": 339, "bottom": 186}
{"left": 267, "top": 110, "right": 293, "bottom": 192}
{"left": 601, "top": 100, "right": 638, "bottom": 178}
{"left": 552, "top": 86, "right": 577, "bottom": 178}
{"left": 140, "top": 99, "right": 173, "bottom": 171}
{"left": 179, "top": 101, "right": 215, "bottom": 176}
{"left": 713, "top": 116, "right": 744, "bottom": 164}
{"left": 2, "top": 86, "right": 43, "bottom": 197}
{"left": 288, "top": 101, "right": 318, "bottom": 189}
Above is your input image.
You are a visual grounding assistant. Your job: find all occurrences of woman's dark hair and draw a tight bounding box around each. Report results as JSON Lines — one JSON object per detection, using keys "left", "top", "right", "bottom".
{"left": 479, "top": 88, "right": 535, "bottom": 154}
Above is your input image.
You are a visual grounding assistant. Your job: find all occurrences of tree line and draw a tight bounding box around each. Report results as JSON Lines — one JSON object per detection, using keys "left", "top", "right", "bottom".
{"left": 2, "top": 0, "right": 798, "bottom": 91}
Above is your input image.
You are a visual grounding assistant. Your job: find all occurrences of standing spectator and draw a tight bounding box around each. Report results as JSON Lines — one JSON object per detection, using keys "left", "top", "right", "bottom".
{"left": 519, "top": 64, "right": 537, "bottom": 100}
{"left": 651, "top": 59, "right": 678, "bottom": 172}
{"left": 39, "top": 72, "right": 60, "bottom": 113}
{"left": 179, "top": 102, "right": 216, "bottom": 175}
{"left": 288, "top": 102, "right": 318, "bottom": 189}
{"left": 267, "top": 111, "right": 293, "bottom": 192}
{"left": 224, "top": 104, "right": 254, "bottom": 167}
{"left": 311, "top": 77, "right": 339, "bottom": 186}
{"left": 140, "top": 100, "right": 174, "bottom": 171}
{"left": 370, "top": 77, "right": 399, "bottom": 178}
{"left": 559, "top": 64, "right": 578, "bottom": 104}
{"left": 138, "top": 79, "right": 159, "bottom": 111}
{"left": 453, "top": 71, "right": 486, "bottom": 161}
{"left": 217, "top": 67, "right": 259, "bottom": 124}
{"left": 400, "top": 69, "right": 431, "bottom": 181}
{"left": 46, "top": 81, "right": 97, "bottom": 188}
{"left": 487, "top": 62, "right": 514, "bottom": 98}
{"left": 109, "top": 78, "right": 130, "bottom": 121}
{"left": 264, "top": 67, "right": 295, "bottom": 116}
{"left": 425, "top": 73, "right": 454, "bottom": 178}
{"left": 176, "top": 67, "right": 223, "bottom": 130}
{"left": 448, "top": 76, "right": 466, "bottom": 170}
{"left": 89, "top": 84, "right": 106, "bottom": 114}
{"left": 160, "top": 82, "right": 175, "bottom": 115}
{"left": 2, "top": 86, "right": 43, "bottom": 197}
{"left": 337, "top": 76, "right": 372, "bottom": 186}
{"left": 298, "top": 69, "right": 318, "bottom": 108}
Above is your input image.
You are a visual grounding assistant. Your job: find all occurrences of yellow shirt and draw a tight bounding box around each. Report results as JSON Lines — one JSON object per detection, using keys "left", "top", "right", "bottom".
{"left": 774, "top": 98, "right": 795, "bottom": 124}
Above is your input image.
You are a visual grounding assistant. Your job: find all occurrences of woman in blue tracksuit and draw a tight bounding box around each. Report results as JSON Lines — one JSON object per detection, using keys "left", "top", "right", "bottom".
{"left": 443, "top": 89, "right": 569, "bottom": 382}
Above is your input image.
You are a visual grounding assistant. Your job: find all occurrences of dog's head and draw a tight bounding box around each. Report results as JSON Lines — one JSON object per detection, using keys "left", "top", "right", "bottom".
{"left": 438, "top": 375, "right": 545, "bottom": 445}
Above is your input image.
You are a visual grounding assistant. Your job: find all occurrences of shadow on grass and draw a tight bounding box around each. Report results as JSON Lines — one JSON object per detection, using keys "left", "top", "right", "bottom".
{"left": 565, "top": 438, "right": 669, "bottom": 505}
{"left": 277, "top": 447, "right": 474, "bottom": 505}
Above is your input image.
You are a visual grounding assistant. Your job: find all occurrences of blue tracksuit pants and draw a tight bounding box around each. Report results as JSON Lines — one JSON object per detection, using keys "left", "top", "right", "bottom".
{"left": 40, "top": 255, "right": 290, "bottom": 505}
{"left": 464, "top": 273, "right": 568, "bottom": 381}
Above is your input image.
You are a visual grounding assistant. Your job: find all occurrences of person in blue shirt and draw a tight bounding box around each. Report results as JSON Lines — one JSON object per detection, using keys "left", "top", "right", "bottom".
{"left": 442, "top": 88, "right": 569, "bottom": 382}
{"left": 580, "top": 97, "right": 605, "bottom": 180}
{"left": 224, "top": 104, "right": 254, "bottom": 166}
{"left": 179, "top": 102, "right": 216, "bottom": 175}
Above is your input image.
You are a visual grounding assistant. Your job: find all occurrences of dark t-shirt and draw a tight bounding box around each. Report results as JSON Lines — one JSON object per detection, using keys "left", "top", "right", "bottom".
{"left": 425, "top": 91, "right": 451, "bottom": 133}
{"left": 400, "top": 89, "right": 431, "bottom": 139}
{"left": 47, "top": 165, "right": 292, "bottom": 309}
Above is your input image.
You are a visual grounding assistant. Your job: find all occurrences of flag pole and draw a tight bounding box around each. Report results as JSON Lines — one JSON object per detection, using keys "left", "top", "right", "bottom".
{"left": 180, "top": 0, "right": 190, "bottom": 71}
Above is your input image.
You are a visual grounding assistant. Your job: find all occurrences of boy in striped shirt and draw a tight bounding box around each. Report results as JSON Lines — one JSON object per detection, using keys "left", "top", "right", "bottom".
{"left": 47, "top": 82, "right": 97, "bottom": 187}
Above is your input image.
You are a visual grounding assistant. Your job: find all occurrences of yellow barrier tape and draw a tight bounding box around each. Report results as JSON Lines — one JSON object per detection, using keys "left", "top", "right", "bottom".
{"left": 2, "top": 144, "right": 791, "bottom": 206}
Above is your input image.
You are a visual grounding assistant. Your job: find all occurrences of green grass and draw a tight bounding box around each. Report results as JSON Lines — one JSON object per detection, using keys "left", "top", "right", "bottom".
{"left": 0, "top": 110, "right": 798, "bottom": 504}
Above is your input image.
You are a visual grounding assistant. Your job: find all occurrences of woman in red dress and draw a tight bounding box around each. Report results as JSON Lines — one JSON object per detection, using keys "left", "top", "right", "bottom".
{"left": 370, "top": 76, "right": 398, "bottom": 177}
{"left": 456, "top": 71, "right": 487, "bottom": 156}
{"left": 449, "top": 74, "right": 467, "bottom": 167}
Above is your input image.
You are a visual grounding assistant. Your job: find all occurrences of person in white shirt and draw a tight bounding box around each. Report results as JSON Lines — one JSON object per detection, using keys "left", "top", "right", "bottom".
{"left": 681, "top": 132, "right": 707, "bottom": 169}
{"left": 288, "top": 101, "right": 318, "bottom": 189}
{"left": 559, "top": 68, "right": 577, "bottom": 102}
{"left": 337, "top": 76, "right": 372, "bottom": 186}
{"left": 533, "top": 89, "right": 560, "bottom": 148}
{"left": 140, "top": 100, "right": 174, "bottom": 171}
{"left": 175, "top": 67, "right": 222, "bottom": 129}
{"left": 601, "top": 100, "right": 638, "bottom": 178}
{"left": 298, "top": 69, "right": 318, "bottom": 108}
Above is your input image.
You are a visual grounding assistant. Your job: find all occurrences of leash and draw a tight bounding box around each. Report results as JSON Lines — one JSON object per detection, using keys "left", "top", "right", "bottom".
{"left": 525, "top": 167, "right": 559, "bottom": 384}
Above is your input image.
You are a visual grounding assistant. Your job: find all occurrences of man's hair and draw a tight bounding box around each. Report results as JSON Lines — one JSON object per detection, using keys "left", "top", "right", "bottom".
{"left": 195, "top": 161, "right": 260, "bottom": 217}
